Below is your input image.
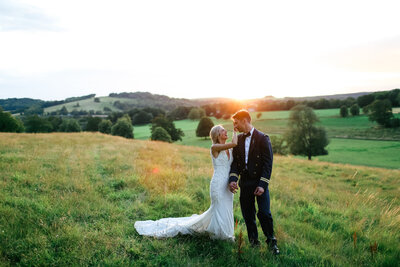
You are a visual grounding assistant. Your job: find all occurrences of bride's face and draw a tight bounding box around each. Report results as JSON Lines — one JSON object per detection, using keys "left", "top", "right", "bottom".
{"left": 219, "top": 128, "right": 228, "bottom": 141}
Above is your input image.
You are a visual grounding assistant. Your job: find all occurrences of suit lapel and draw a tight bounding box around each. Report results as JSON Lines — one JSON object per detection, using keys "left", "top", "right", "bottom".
{"left": 240, "top": 133, "right": 246, "bottom": 166}
{"left": 248, "top": 129, "right": 257, "bottom": 160}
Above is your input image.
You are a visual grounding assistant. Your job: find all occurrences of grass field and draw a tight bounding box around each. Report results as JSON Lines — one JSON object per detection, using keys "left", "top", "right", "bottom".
{"left": 0, "top": 133, "right": 399, "bottom": 266}
{"left": 315, "top": 139, "right": 400, "bottom": 170}
{"left": 44, "top": 97, "right": 126, "bottom": 113}
{"left": 133, "top": 109, "right": 400, "bottom": 169}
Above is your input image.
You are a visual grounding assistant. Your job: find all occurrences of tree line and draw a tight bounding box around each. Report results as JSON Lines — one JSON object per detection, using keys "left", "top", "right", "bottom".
{"left": 0, "top": 106, "right": 185, "bottom": 143}
{"left": 199, "top": 89, "right": 399, "bottom": 119}
{"left": 0, "top": 94, "right": 96, "bottom": 114}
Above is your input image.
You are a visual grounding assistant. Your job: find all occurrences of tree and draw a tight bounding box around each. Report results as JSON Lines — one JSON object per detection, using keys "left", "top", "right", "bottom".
{"left": 151, "top": 115, "right": 184, "bottom": 142}
{"left": 270, "top": 136, "right": 288, "bottom": 155}
{"left": 132, "top": 110, "right": 153, "bottom": 125}
{"left": 188, "top": 107, "right": 206, "bottom": 120}
{"left": 368, "top": 99, "right": 393, "bottom": 127}
{"left": 285, "top": 105, "right": 329, "bottom": 160}
{"left": 108, "top": 112, "right": 124, "bottom": 123}
{"left": 222, "top": 114, "right": 231, "bottom": 120}
{"left": 168, "top": 106, "right": 191, "bottom": 120}
{"left": 98, "top": 119, "right": 112, "bottom": 134}
{"left": 214, "top": 112, "right": 222, "bottom": 119}
{"left": 340, "top": 105, "right": 349, "bottom": 117}
{"left": 94, "top": 98, "right": 100, "bottom": 102}
{"left": 151, "top": 126, "right": 172, "bottom": 142}
{"left": 0, "top": 108, "right": 25, "bottom": 132}
{"left": 24, "top": 105, "right": 44, "bottom": 115}
{"left": 196, "top": 117, "right": 214, "bottom": 139}
{"left": 188, "top": 108, "right": 200, "bottom": 120}
{"left": 397, "top": 94, "right": 400, "bottom": 107}
{"left": 60, "top": 106, "right": 68, "bottom": 115}
{"left": 24, "top": 115, "right": 53, "bottom": 133}
{"left": 59, "top": 119, "right": 81, "bottom": 132}
{"left": 47, "top": 116, "right": 62, "bottom": 132}
{"left": 111, "top": 116, "right": 134, "bottom": 138}
{"left": 350, "top": 104, "right": 360, "bottom": 116}
{"left": 86, "top": 117, "right": 102, "bottom": 131}
{"left": 357, "top": 94, "right": 375, "bottom": 107}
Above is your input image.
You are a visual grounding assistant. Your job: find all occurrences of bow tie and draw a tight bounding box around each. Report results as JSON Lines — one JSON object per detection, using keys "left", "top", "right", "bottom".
{"left": 243, "top": 132, "right": 251, "bottom": 138}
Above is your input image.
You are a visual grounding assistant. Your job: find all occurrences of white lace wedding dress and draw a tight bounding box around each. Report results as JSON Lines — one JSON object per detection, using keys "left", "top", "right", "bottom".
{"left": 134, "top": 149, "right": 234, "bottom": 241}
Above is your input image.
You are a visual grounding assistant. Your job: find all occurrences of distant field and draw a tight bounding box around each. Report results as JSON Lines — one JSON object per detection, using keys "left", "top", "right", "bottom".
{"left": 316, "top": 138, "right": 400, "bottom": 169}
{"left": 1, "top": 133, "right": 399, "bottom": 266}
{"left": 134, "top": 109, "right": 400, "bottom": 168}
{"left": 44, "top": 97, "right": 126, "bottom": 113}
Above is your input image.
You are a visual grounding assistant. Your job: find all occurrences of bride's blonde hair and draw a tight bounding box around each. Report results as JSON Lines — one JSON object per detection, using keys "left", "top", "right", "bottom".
{"left": 210, "top": 125, "right": 224, "bottom": 144}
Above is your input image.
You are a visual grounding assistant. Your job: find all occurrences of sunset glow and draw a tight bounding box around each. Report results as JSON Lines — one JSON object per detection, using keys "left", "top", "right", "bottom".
{"left": 1, "top": 0, "right": 399, "bottom": 100}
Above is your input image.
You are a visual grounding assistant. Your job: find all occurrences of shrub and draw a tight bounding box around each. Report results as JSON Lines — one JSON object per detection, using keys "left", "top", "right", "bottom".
{"left": 86, "top": 117, "right": 102, "bottom": 131}
{"left": 350, "top": 104, "right": 360, "bottom": 116}
{"left": 188, "top": 108, "right": 205, "bottom": 120}
{"left": 222, "top": 114, "right": 231, "bottom": 120}
{"left": 111, "top": 116, "right": 134, "bottom": 139}
{"left": 368, "top": 99, "right": 393, "bottom": 127}
{"left": 24, "top": 115, "right": 53, "bottom": 133}
{"left": 59, "top": 119, "right": 81, "bottom": 132}
{"left": 196, "top": 117, "right": 214, "bottom": 139}
{"left": 0, "top": 108, "right": 25, "bottom": 132}
{"left": 132, "top": 111, "right": 153, "bottom": 125}
{"left": 340, "top": 105, "right": 348, "bottom": 117}
{"left": 98, "top": 119, "right": 112, "bottom": 134}
{"left": 151, "top": 115, "right": 183, "bottom": 142}
{"left": 270, "top": 135, "right": 288, "bottom": 155}
{"left": 151, "top": 127, "right": 172, "bottom": 142}
{"left": 214, "top": 112, "right": 222, "bottom": 119}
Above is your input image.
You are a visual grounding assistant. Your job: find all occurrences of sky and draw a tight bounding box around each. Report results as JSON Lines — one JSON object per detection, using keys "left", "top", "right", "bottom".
{"left": 0, "top": 0, "right": 399, "bottom": 101}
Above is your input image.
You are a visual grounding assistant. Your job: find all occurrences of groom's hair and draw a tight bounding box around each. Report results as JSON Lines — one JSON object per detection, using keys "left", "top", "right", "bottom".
{"left": 231, "top": 109, "right": 251, "bottom": 122}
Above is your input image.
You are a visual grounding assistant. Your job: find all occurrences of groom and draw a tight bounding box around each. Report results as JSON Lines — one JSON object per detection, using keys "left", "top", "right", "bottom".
{"left": 228, "top": 110, "right": 279, "bottom": 254}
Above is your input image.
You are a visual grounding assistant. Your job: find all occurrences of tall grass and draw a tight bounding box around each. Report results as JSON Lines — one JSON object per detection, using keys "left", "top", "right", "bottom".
{"left": 0, "top": 133, "right": 399, "bottom": 266}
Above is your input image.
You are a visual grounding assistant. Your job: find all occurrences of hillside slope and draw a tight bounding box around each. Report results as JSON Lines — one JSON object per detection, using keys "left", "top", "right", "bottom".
{"left": 0, "top": 133, "right": 399, "bottom": 266}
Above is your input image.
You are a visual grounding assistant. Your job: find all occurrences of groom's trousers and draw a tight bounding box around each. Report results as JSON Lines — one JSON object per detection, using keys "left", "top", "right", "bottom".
{"left": 239, "top": 184, "right": 276, "bottom": 245}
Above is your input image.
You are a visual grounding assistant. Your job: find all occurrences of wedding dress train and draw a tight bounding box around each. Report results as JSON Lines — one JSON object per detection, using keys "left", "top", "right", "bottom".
{"left": 134, "top": 149, "right": 234, "bottom": 240}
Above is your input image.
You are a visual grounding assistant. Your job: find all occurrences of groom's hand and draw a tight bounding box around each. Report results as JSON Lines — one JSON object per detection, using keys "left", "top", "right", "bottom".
{"left": 229, "top": 182, "right": 238, "bottom": 193}
{"left": 254, "top": 186, "right": 264, "bottom": 196}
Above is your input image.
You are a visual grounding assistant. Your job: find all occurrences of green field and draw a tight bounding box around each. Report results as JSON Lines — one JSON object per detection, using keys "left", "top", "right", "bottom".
{"left": 1, "top": 133, "right": 399, "bottom": 266}
{"left": 44, "top": 97, "right": 125, "bottom": 113}
{"left": 315, "top": 139, "right": 400, "bottom": 169}
{"left": 133, "top": 109, "right": 400, "bottom": 169}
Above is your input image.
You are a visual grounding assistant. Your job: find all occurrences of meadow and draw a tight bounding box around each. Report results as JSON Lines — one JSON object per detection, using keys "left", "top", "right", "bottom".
{"left": 44, "top": 97, "right": 125, "bottom": 113}
{"left": 134, "top": 109, "right": 400, "bottom": 169}
{"left": 0, "top": 133, "right": 399, "bottom": 266}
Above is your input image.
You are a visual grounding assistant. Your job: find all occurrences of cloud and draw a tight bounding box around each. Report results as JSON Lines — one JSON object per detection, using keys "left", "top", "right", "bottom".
{"left": 0, "top": 0, "right": 59, "bottom": 31}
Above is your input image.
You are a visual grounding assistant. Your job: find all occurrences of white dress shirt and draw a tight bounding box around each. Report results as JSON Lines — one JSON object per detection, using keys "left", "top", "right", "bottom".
{"left": 245, "top": 127, "right": 255, "bottom": 165}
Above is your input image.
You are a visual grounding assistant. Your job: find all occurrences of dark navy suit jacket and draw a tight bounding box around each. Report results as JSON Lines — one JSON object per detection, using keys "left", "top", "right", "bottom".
{"left": 229, "top": 128, "right": 273, "bottom": 189}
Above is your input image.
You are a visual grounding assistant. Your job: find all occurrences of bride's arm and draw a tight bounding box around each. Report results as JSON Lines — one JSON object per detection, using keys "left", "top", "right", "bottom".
{"left": 211, "top": 131, "right": 237, "bottom": 153}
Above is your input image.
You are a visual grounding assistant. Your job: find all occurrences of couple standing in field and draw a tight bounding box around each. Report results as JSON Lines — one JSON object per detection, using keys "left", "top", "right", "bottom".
{"left": 134, "top": 109, "right": 280, "bottom": 255}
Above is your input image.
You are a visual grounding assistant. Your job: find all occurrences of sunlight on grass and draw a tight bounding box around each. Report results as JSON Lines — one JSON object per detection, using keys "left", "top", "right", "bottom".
{"left": 0, "top": 133, "right": 399, "bottom": 266}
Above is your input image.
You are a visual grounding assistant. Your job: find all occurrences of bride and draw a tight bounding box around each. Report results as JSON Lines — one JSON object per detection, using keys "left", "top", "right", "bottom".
{"left": 134, "top": 125, "right": 238, "bottom": 240}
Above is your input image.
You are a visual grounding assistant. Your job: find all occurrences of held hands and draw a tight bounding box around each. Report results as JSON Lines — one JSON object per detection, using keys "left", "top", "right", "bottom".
{"left": 229, "top": 182, "right": 238, "bottom": 194}
{"left": 254, "top": 186, "right": 264, "bottom": 196}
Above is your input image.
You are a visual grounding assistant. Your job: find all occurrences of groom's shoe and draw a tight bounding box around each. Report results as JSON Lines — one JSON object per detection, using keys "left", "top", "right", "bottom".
{"left": 266, "top": 239, "right": 280, "bottom": 255}
{"left": 270, "top": 244, "right": 280, "bottom": 255}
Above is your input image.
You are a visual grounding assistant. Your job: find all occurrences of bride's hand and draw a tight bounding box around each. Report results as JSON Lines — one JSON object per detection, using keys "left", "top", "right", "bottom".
{"left": 231, "top": 130, "right": 238, "bottom": 146}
